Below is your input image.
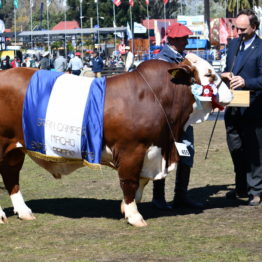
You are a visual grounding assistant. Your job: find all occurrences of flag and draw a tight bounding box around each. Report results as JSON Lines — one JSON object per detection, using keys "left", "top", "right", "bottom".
{"left": 112, "top": 0, "right": 121, "bottom": 7}
{"left": 30, "top": 0, "right": 34, "bottom": 8}
{"left": 127, "top": 22, "right": 133, "bottom": 40}
{"left": 129, "top": 0, "right": 134, "bottom": 6}
{"left": 62, "top": 0, "right": 67, "bottom": 7}
{"left": 0, "top": 0, "right": 2, "bottom": 8}
{"left": 14, "top": 0, "right": 19, "bottom": 9}
{"left": 46, "top": 0, "right": 51, "bottom": 7}
{"left": 145, "top": 0, "right": 149, "bottom": 5}
{"left": 40, "top": 1, "right": 44, "bottom": 28}
{"left": 163, "top": 0, "right": 168, "bottom": 4}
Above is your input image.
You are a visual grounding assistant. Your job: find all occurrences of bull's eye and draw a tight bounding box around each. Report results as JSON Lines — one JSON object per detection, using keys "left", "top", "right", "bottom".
{"left": 204, "top": 73, "right": 212, "bottom": 77}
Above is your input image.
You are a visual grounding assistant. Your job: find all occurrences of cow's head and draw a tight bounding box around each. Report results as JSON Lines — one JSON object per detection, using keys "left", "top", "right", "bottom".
{"left": 168, "top": 53, "right": 233, "bottom": 129}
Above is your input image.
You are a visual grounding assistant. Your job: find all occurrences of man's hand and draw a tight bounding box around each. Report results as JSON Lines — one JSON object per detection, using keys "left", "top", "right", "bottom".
{"left": 220, "top": 72, "right": 233, "bottom": 81}
{"left": 230, "top": 75, "right": 245, "bottom": 89}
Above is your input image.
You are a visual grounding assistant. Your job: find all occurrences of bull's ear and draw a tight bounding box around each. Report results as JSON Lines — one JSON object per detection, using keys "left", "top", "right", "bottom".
{"left": 168, "top": 65, "right": 193, "bottom": 82}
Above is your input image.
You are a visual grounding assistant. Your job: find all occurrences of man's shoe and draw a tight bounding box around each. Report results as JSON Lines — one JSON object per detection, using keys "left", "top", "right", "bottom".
{"left": 152, "top": 198, "right": 172, "bottom": 210}
{"left": 248, "top": 195, "right": 261, "bottom": 206}
{"left": 172, "top": 197, "right": 204, "bottom": 209}
{"left": 226, "top": 190, "right": 248, "bottom": 199}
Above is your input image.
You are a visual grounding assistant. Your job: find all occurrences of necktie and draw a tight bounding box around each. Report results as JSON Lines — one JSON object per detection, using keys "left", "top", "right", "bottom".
{"left": 233, "top": 42, "right": 245, "bottom": 74}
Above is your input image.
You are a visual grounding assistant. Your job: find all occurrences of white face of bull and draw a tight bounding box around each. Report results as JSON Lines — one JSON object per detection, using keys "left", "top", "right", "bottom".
{"left": 185, "top": 53, "right": 233, "bottom": 105}
{"left": 184, "top": 53, "right": 233, "bottom": 129}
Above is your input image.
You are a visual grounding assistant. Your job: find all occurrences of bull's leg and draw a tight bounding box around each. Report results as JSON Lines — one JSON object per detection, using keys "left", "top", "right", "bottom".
{"left": 118, "top": 145, "right": 147, "bottom": 227}
{"left": 135, "top": 178, "right": 149, "bottom": 203}
{"left": 0, "top": 149, "right": 35, "bottom": 221}
{"left": 0, "top": 205, "right": 8, "bottom": 223}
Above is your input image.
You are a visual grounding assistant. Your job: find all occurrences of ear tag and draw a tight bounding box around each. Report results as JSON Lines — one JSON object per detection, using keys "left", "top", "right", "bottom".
{"left": 171, "top": 70, "right": 178, "bottom": 78}
{"left": 175, "top": 142, "right": 190, "bottom": 157}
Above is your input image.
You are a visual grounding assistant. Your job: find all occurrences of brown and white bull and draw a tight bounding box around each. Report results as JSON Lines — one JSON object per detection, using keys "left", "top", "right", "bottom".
{"left": 0, "top": 53, "right": 232, "bottom": 226}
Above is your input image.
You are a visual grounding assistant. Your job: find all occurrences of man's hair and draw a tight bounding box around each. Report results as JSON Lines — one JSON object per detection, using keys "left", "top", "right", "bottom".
{"left": 237, "top": 9, "right": 260, "bottom": 30}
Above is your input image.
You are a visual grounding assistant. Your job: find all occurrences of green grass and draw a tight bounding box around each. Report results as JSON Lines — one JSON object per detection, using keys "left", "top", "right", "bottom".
{"left": 0, "top": 120, "right": 261, "bottom": 262}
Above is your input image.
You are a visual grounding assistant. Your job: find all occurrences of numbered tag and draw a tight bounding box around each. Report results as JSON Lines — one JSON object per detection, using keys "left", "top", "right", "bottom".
{"left": 175, "top": 142, "right": 190, "bottom": 157}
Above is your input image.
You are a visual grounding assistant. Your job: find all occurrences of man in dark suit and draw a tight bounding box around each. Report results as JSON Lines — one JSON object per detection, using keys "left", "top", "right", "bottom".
{"left": 221, "top": 9, "right": 262, "bottom": 206}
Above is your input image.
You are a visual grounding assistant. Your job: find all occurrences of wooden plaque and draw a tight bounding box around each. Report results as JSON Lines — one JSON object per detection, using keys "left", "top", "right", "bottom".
{"left": 228, "top": 90, "right": 250, "bottom": 107}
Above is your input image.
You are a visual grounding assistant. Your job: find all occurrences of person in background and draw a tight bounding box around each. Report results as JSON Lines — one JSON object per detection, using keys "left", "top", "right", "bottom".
{"left": 90, "top": 51, "right": 103, "bottom": 78}
{"left": 221, "top": 9, "right": 262, "bottom": 206}
{"left": 54, "top": 51, "right": 67, "bottom": 72}
{"left": 67, "top": 52, "right": 83, "bottom": 76}
{"left": 38, "top": 51, "right": 51, "bottom": 70}
{"left": 124, "top": 46, "right": 134, "bottom": 72}
{"left": 1, "top": 55, "right": 11, "bottom": 70}
{"left": 152, "top": 22, "right": 204, "bottom": 210}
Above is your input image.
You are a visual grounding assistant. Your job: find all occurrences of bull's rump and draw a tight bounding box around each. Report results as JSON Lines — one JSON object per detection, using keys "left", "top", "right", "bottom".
{"left": 22, "top": 70, "right": 106, "bottom": 169}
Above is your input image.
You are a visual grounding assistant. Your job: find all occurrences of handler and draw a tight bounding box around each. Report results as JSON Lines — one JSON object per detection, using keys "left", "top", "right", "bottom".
{"left": 152, "top": 22, "right": 204, "bottom": 209}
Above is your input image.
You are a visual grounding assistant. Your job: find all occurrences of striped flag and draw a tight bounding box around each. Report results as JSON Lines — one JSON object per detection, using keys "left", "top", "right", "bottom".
{"left": 163, "top": 0, "right": 168, "bottom": 4}
{"left": 145, "top": 0, "right": 149, "bottom": 5}
{"left": 112, "top": 0, "right": 121, "bottom": 7}
{"left": 129, "top": 0, "right": 134, "bottom": 6}
{"left": 14, "top": 0, "right": 19, "bottom": 9}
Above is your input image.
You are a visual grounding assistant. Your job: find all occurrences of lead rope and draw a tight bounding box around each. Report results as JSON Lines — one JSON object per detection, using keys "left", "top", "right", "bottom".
{"left": 136, "top": 69, "right": 177, "bottom": 143}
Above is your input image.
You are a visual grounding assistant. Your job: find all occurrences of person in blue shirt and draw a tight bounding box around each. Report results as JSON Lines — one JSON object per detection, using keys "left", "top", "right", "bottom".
{"left": 90, "top": 52, "right": 104, "bottom": 78}
{"left": 152, "top": 22, "right": 204, "bottom": 210}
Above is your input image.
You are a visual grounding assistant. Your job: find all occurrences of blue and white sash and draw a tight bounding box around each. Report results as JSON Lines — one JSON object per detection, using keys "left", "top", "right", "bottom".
{"left": 22, "top": 70, "right": 106, "bottom": 168}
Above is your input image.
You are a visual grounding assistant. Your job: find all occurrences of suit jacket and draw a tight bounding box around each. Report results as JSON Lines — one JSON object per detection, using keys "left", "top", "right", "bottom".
{"left": 224, "top": 35, "right": 262, "bottom": 120}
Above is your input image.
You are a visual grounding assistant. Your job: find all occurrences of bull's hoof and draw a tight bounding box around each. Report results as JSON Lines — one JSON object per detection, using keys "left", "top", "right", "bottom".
{"left": 0, "top": 216, "right": 8, "bottom": 224}
{"left": 130, "top": 219, "right": 148, "bottom": 227}
{"left": 19, "top": 213, "right": 36, "bottom": 221}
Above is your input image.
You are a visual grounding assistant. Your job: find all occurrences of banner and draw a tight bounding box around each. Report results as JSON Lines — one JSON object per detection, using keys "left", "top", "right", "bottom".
{"left": 129, "top": 0, "right": 134, "bottom": 6}
{"left": 163, "top": 0, "right": 168, "bottom": 4}
{"left": 30, "top": 0, "right": 34, "bottom": 8}
{"left": 145, "top": 0, "right": 149, "bottom": 5}
{"left": 46, "top": 0, "right": 51, "bottom": 7}
{"left": 0, "top": 0, "right": 2, "bottom": 8}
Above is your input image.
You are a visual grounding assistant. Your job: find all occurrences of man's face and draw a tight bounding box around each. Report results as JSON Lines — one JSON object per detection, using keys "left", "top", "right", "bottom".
{"left": 236, "top": 14, "right": 256, "bottom": 41}
{"left": 169, "top": 36, "right": 189, "bottom": 53}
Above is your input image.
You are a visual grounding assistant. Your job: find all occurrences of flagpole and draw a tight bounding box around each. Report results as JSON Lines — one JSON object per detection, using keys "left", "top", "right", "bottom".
{"left": 147, "top": 4, "right": 150, "bottom": 59}
{"left": 30, "top": 1, "right": 33, "bottom": 49}
{"left": 14, "top": 7, "right": 17, "bottom": 52}
{"left": 46, "top": 2, "right": 50, "bottom": 53}
{"left": 64, "top": 4, "right": 67, "bottom": 57}
{"left": 80, "top": 0, "right": 83, "bottom": 57}
{"left": 129, "top": 6, "right": 133, "bottom": 54}
{"left": 96, "top": 0, "right": 100, "bottom": 52}
{"left": 113, "top": 3, "right": 117, "bottom": 52}
{"left": 164, "top": 3, "right": 166, "bottom": 34}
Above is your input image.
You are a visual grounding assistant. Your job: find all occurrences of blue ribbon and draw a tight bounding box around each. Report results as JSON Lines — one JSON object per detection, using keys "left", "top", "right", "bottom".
{"left": 191, "top": 83, "right": 203, "bottom": 109}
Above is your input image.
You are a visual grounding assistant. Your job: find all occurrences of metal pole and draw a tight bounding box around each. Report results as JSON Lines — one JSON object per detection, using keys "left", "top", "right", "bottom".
{"left": 47, "top": 4, "right": 50, "bottom": 53}
{"left": 96, "top": 0, "right": 100, "bottom": 51}
{"left": 64, "top": 8, "right": 67, "bottom": 57}
{"left": 129, "top": 6, "right": 134, "bottom": 54}
{"left": 80, "top": 0, "right": 83, "bottom": 57}
{"left": 14, "top": 8, "right": 17, "bottom": 52}
{"left": 113, "top": 3, "right": 117, "bottom": 52}
{"left": 147, "top": 4, "right": 150, "bottom": 59}
{"left": 30, "top": 3, "right": 33, "bottom": 49}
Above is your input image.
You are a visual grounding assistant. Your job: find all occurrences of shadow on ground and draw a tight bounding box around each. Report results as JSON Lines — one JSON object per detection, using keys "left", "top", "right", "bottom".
{"left": 3, "top": 184, "right": 248, "bottom": 220}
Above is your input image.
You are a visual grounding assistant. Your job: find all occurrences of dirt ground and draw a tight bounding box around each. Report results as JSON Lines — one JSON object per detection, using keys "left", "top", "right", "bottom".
{"left": 0, "top": 118, "right": 261, "bottom": 262}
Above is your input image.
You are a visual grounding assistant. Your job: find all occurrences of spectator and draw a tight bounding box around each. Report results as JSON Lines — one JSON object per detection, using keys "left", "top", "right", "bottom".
{"left": 124, "top": 46, "right": 134, "bottom": 72}
{"left": 67, "top": 52, "right": 83, "bottom": 76}
{"left": 38, "top": 51, "right": 51, "bottom": 70}
{"left": 221, "top": 9, "right": 262, "bottom": 206}
{"left": 90, "top": 52, "right": 103, "bottom": 78}
{"left": 152, "top": 22, "right": 204, "bottom": 210}
{"left": 1, "top": 56, "right": 11, "bottom": 70}
{"left": 54, "top": 51, "right": 67, "bottom": 72}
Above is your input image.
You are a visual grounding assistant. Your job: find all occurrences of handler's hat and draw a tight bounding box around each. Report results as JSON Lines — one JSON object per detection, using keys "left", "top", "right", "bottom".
{"left": 75, "top": 52, "right": 81, "bottom": 56}
{"left": 166, "top": 23, "right": 193, "bottom": 38}
{"left": 125, "top": 46, "right": 130, "bottom": 50}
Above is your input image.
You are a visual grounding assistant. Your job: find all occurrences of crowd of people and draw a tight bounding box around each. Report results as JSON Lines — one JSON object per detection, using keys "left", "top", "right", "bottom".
{"left": 0, "top": 8, "right": 261, "bottom": 207}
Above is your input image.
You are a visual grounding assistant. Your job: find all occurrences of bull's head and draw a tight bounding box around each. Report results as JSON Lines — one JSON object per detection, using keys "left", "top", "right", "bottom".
{"left": 167, "top": 53, "right": 233, "bottom": 129}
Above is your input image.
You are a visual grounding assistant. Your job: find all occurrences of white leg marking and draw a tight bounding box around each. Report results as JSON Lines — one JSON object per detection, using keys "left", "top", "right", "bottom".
{"left": 10, "top": 191, "right": 35, "bottom": 220}
{"left": 0, "top": 206, "right": 8, "bottom": 224}
{"left": 135, "top": 178, "right": 149, "bottom": 203}
{"left": 121, "top": 200, "right": 147, "bottom": 227}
